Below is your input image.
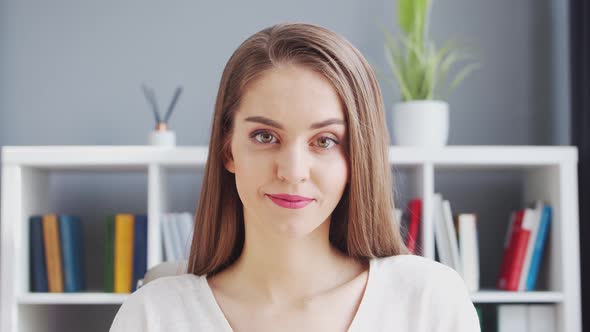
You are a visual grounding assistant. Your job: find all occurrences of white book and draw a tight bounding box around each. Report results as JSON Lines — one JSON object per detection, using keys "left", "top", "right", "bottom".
{"left": 161, "top": 213, "right": 176, "bottom": 262}
{"left": 527, "top": 305, "right": 556, "bottom": 332}
{"left": 516, "top": 207, "right": 538, "bottom": 290}
{"left": 169, "top": 213, "right": 184, "bottom": 261}
{"left": 458, "top": 213, "right": 479, "bottom": 291}
{"left": 394, "top": 208, "right": 403, "bottom": 228}
{"left": 498, "top": 305, "right": 528, "bottom": 331}
{"left": 518, "top": 200, "right": 543, "bottom": 290}
{"left": 180, "top": 212, "right": 194, "bottom": 259}
{"left": 433, "top": 193, "right": 453, "bottom": 269}
{"left": 442, "top": 199, "right": 461, "bottom": 274}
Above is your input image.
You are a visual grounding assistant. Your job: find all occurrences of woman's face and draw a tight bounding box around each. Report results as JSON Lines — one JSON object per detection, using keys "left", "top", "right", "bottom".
{"left": 225, "top": 64, "right": 349, "bottom": 239}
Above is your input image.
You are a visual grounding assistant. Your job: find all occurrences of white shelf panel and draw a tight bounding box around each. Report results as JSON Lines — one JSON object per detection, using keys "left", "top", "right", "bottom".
{"left": 390, "top": 146, "right": 577, "bottom": 166}
{"left": 18, "top": 293, "right": 128, "bottom": 305}
{"left": 2, "top": 145, "right": 577, "bottom": 168}
{"left": 471, "top": 290, "right": 564, "bottom": 303}
{"left": 1, "top": 146, "right": 208, "bottom": 168}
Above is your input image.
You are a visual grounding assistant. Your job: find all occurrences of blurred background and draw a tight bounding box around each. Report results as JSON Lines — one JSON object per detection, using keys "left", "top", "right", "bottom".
{"left": 1, "top": 0, "right": 587, "bottom": 331}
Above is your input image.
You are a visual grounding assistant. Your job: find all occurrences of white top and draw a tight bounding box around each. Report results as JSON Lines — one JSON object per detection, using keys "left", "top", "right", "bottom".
{"left": 110, "top": 255, "right": 481, "bottom": 331}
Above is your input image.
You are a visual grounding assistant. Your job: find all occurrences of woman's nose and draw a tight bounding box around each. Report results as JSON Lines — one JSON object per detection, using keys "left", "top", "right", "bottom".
{"left": 275, "top": 144, "right": 310, "bottom": 184}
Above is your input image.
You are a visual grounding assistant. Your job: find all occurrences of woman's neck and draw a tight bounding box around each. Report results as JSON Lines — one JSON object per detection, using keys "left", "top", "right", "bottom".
{"left": 210, "top": 218, "right": 366, "bottom": 306}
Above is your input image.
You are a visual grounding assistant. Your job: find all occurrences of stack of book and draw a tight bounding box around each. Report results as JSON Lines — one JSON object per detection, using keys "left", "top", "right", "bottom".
{"left": 497, "top": 200, "right": 552, "bottom": 291}
{"left": 432, "top": 193, "right": 480, "bottom": 291}
{"left": 104, "top": 214, "right": 147, "bottom": 293}
{"left": 161, "top": 212, "right": 194, "bottom": 262}
{"left": 399, "top": 194, "right": 481, "bottom": 291}
{"left": 497, "top": 304, "right": 555, "bottom": 331}
{"left": 29, "top": 214, "right": 85, "bottom": 293}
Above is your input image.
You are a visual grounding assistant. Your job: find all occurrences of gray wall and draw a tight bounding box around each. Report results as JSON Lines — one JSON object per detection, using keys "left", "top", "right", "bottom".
{"left": 0, "top": 0, "right": 570, "bottom": 330}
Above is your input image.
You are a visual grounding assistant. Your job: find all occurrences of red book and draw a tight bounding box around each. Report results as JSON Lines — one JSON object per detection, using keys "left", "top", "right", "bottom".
{"left": 504, "top": 208, "right": 534, "bottom": 291}
{"left": 497, "top": 210, "right": 523, "bottom": 289}
{"left": 406, "top": 199, "right": 422, "bottom": 254}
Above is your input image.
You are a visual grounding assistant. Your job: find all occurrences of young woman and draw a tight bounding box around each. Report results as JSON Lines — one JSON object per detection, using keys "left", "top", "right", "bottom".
{"left": 110, "top": 22, "right": 480, "bottom": 332}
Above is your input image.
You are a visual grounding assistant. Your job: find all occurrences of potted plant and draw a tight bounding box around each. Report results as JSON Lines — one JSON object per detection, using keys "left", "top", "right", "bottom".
{"left": 383, "top": 0, "right": 479, "bottom": 147}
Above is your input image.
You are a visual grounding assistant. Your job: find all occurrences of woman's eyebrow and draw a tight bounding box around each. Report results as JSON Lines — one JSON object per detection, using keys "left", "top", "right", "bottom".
{"left": 244, "top": 116, "right": 345, "bottom": 129}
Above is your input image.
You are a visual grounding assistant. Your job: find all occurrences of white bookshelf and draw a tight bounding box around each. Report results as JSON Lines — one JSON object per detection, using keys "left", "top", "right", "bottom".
{"left": 0, "top": 145, "right": 581, "bottom": 332}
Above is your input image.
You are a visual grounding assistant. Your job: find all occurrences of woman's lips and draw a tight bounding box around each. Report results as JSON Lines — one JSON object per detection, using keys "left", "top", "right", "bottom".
{"left": 266, "top": 194, "right": 314, "bottom": 209}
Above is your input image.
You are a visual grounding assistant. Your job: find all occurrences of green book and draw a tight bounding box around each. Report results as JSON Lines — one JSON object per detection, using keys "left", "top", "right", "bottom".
{"left": 475, "top": 305, "right": 483, "bottom": 332}
{"left": 104, "top": 215, "right": 115, "bottom": 292}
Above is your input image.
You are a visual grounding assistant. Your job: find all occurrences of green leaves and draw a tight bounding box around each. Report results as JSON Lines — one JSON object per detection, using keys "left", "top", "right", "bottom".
{"left": 384, "top": 0, "right": 478, "bottom": 101}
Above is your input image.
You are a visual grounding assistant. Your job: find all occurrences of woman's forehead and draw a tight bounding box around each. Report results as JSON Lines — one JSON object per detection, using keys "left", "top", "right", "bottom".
{"left": 237, "top": 65, "right": 345, "bottom": 126}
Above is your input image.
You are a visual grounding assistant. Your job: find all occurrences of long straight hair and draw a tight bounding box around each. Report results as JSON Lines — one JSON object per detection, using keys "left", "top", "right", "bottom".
{"left": 187, "top": 22, "right": 408, "bottom": 276}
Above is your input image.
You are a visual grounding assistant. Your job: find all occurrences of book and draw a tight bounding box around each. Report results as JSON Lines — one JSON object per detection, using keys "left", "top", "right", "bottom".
{"left": 42, "top": 214, "right": 64, "bottom": 293}
{"left": 442, "top": 199, "right": 461, "bottom": 273}
{"left": 527, "top": 304, "right": 556, "bottom": 332}
{"left": 504, "top": 208, "right": 535, "bottom": 291}
{"left": 518, "top": 201, "right": 543, "bottom": 290}
{"left": 132, "top": 215, "right": 148, "bottom": 292}
{"left": 497, "top": 304, "right": 556, "bottom": 332}
{"left": 161, "top": 213, "right": 176, "bottom": 261}
{"left": 170, "top": 213, "right": 183, "bottom": 261}
{"left": 498, "top": 305, "right": 528, "bottom": 331}
{"left": 497, "top": 211, "right": 521, "bottom": 289}
{"left": 496, "top": 211, "right": 522, "bottom": 289}
{"left": 457, "top": 213, "right": 479, "bottom": 291}
{"left": 58, "top": 215, "right": 85, "bottom": 292}
{"left": 179, "top": 212, "right": 194, "bottom": 259}
{"left": 114, "top": 214, "right": 134, "bottom": 293}
{"left": 29, "top": 216, "right": 48, "bottom": 292}
{"left": 433, "top": 193, "right": 459, "bottom": 271}
{"left": 526, "top": 205, "right": 552, "bottom": 290}
{"left": 406, "top": 198, "right": 422, "bottom": 254}
{"left": 104, "top": 215, "right": 115, "bottom": 292}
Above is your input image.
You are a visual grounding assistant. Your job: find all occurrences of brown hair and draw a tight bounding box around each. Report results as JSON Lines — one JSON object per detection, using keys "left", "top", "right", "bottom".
{"left": 187, "top": 22, "right": 408, "bottom": 276}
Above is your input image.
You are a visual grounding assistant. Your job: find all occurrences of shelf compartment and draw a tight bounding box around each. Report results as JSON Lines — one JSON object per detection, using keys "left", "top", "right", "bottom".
{"left": 471, "top": 290, "right": 564, "bottom": 303}
{"left": 18, "top": 292, "right": 128, "bottom": 305}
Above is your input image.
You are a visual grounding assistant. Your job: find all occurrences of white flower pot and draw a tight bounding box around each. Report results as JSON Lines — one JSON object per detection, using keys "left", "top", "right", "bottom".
{"left": 392, "top": 100, "right": 449, "bottom": 147}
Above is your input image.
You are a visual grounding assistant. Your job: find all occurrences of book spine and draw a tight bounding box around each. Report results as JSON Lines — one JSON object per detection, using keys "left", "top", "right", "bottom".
{"left": 497, "top": 210, "right": 522, "bottom": 289}
{"left": 30, "top": 216, "right": 48, "bottom": 292}
{"left": 497, "top": 305, "right": 528, "bottom": 331}
{"left": 518, "top": 201, "right": 543, "bottom": 290}
{"left": 526, "top": 206, "right": 552, "bottom": 290}
{"left": 407, "top": 199, "right": 421, "bottom": 254}
{"left": 114, "top": 214, "right": 134, "bottom": 293}
{"left": 527, "top": 304, "right": 556, "bottom": 332}
{"left": 459, "top": 214, "right": 479, "bottom": 291}
{"left": 74, "top": 217, "right": 85, "bottom": 291}
{"left": 505, "top": 208, "right": 534, "bottom": 291}
{"left": 42, "top": 214, "right": 64, "bottom": 293}
{"left": 59, "top": 215, "right": 78, "bottom": 292}
{"left": 104, "top": 215, "right": 115, "bottom": 292}
{"left": 132, "top": 215, "right": 148, "bottom": 292}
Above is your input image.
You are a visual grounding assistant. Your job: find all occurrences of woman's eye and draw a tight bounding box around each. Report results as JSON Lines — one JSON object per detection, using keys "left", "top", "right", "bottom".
{"left": 253, "top": 131, "right": 277, "bottom": 144}
{"left": 316, "top": 136, "right": 338, "bottom": 149}
{"left": 251, "top": 130, "right": 339, "bottom": 149}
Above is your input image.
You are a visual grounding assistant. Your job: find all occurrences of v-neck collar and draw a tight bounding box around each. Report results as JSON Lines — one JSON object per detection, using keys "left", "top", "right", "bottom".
{"left": 198, "top": 258, "right": 376, "bottom": 332}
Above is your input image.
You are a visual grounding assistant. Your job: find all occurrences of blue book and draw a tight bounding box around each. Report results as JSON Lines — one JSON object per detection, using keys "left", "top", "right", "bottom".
{"left": 526, "top": 205, "right": 552, "bottom": 290}
{"left": 59, "top": 215, "right": 85, "bottom": 292}
{"left": 132, "top": 215, "right": 148, "bottom": 292}
{"left": 30, "top": 216, "right": 48, "bottom": 292}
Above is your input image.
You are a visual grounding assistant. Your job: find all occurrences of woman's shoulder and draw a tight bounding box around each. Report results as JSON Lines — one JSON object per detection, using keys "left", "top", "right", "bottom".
{"left": 109, "top": 274, "right": 211, "bottom": 331}
{"left": 371, "top": 254, "right": 467, "bottom": 292}
{"left": 373, "top": 254, "right": 459, "bottom": 276}
{"left": 139, "top": 273, "right": 202, "bottom": 294}
{"left": 369, "top": 255, "right": 480, "bottom": 330}
{"left": 117, "top": 273, "right": 204, "bottom": 311}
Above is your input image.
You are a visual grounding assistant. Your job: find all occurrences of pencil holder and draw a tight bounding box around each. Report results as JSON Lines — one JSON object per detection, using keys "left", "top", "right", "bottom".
{"left": 149, "top": 123, "right": 176, "bottom": 147}
{"left": 141, "top": 84, "right": 182, "bottom": 147}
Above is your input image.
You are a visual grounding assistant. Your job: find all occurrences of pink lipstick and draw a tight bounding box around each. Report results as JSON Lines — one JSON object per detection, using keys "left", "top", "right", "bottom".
{"left": 266, "top": 194, "right": 314, "bottom": 209}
